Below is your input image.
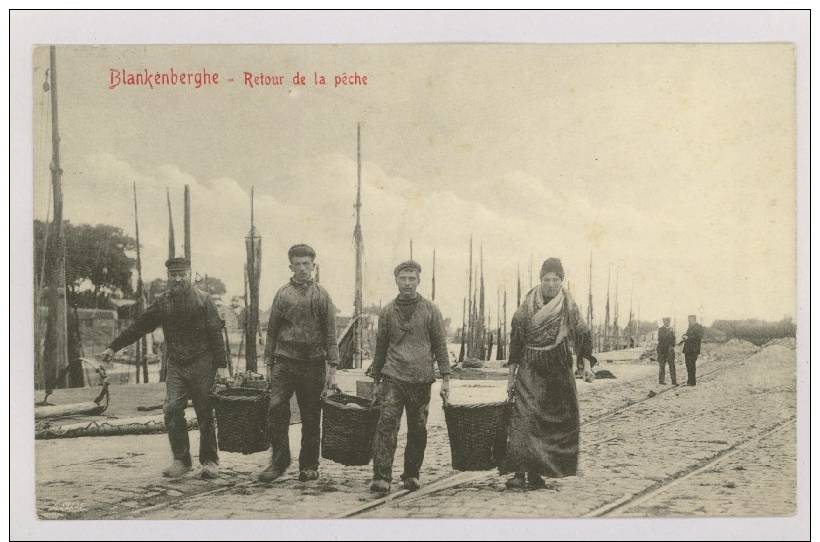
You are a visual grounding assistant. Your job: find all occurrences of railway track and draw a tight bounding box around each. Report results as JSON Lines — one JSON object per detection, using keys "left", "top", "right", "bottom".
{"left": 100, "top": 349, "right": 764, "bottom": 520}
{"left": 339, "top": 351, "right": 763, "bottom": 519}
{"left": 583, "top": 415, "right": 796, "bottom": 517}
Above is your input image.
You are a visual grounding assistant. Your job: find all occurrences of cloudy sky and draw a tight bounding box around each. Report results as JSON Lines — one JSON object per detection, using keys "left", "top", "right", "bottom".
{"left": 33, "top": 44, "right": 796, "bottom": 326}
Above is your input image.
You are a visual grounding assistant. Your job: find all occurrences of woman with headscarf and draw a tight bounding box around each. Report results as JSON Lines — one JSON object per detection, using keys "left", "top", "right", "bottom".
{"left": 500, "top": 257, "right": 595, "bottom": 489}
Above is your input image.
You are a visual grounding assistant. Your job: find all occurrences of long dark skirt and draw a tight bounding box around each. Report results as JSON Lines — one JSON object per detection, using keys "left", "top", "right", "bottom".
{"left": 500, "top": 344, "right": 580, "bottom": 477}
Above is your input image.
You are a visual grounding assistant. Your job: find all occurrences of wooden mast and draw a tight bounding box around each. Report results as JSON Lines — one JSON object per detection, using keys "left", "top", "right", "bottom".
{"left": 42, "top": 45, "right": 69, "bottom": 391}
{"left": 244, "top": 187, "right": 261, "bottom": 372}
{"left": 613, "top": 263, "right": 620, "bottom": 348}
{"left": 132, "top": 182, "right": 148, "bottom": 383}
{"left": 502, "top": 287, "right": 507, "bottom": 359}
{"left": 478, "top": 244, "right": 485, "bottom": 360}
{"left": 431, "top": 249, "right": 436, "bottom": 301}
{"left": 587, "top": 249, "right": 594, "bottom": 330}
{"left": 604, "top": 264, "right": 611, "bottom": 351}
{"left": 184, "top": 185, "right": 191, "bottom": 262}
{"left": 353, "top": 123, "right": 364, "bottom": 368}
{"left": 166, "top": 187, "right": 175, "bottom": 258}
{"left": 516, "top": 263, "right": 521, "bottom": 307}
{"left": 466, "top": 237, "right": 473, "bottom": 358}
{"left": 458, "top": 295, "right": 466, "bottom": 362}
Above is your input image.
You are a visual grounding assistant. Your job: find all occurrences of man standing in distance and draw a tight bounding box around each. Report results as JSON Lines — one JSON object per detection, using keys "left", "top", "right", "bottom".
{"left": 369, "top": 260, "right": 451, "bottom": 494}
{"left": 680, "top": 314, "right": 705, "bottom": 386}
{"left": 656, "top": 317, "right": 677, "bottom": 386}
{"left": 256, "top": 244, "right": 339, "bottom": 483}
{"left": 102, "top": 257, "right": 228, "bottom": 479}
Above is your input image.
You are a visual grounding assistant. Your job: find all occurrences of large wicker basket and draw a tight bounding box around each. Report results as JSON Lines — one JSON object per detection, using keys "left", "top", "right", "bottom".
{"left": 443, "top": 401, "right": 511, "bottom": 471}
{"left": 211, "top": 386, "right": 271, "bottom": 455}
{"left": 321, "top": 393, "right": 379, "bottom": 466}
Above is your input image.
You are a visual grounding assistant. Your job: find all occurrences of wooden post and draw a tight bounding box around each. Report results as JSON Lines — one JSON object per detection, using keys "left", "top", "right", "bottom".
{"left": 42, "top": 45, "right": 69, "bottom": 391}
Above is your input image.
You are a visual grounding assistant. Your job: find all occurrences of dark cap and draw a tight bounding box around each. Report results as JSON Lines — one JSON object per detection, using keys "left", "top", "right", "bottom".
{"left": 165, "top": 257, "right": 191, "bottom": 271}
{"left": 662, "top": 317, "right": 671, "bottom": 323}
{"left": 394, "top": 260, "right": 422, "bottom": 277}
{"left": 540, "top": 257, "right": 565, "bottom": 280}
{"left": 288, "top": 244, "right": 316, "bottom": 260}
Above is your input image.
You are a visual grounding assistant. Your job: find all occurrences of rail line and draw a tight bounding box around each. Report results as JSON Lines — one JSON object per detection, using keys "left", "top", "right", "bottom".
{"left": 99, "top": 349, "right": 759, "bottom": 520}
{"left": 583, "top": 415, "right": 796, "bottom": 517}
{"left": 339, "top": 352, "right": 759, "bottom": 519}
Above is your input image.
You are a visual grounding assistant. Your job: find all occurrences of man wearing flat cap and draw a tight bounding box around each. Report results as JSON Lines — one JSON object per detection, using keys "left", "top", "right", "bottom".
{"left": 656, "top": 317, "right": 677, "bottom": 386}
{"left": 102, "top": 257, "right": 228, "bottom": 479}
{"left": 256, "top": 244, "right": 339, "bottom": 483}
{"left": 368, "top": 260, "right": 451, "bottom": 494}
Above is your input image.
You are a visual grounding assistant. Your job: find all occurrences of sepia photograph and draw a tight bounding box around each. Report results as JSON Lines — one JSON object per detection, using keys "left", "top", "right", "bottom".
{"left": 10, "top": 9, "right": 810, "bottom": 541}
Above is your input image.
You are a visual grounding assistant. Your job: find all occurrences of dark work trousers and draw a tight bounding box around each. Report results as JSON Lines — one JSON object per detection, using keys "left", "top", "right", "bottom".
{"left": 658, "top": 348, "right": 677, "bottom": 385}
{"left": 685, "top": 353, "right": 699, "bottom": 385}
{"left": 267, "top": 358, "right": 326, "bottom": 472}
{"left": 372, "top": 377, "right": 432, "bottom": 483}
{"left": 164, "top": 353, "right": 218, "bottom": 466}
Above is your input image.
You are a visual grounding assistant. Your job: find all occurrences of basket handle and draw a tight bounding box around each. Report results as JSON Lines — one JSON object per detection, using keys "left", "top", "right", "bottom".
{"left": 507, "top": 365, "right": 518, "bottom": 404}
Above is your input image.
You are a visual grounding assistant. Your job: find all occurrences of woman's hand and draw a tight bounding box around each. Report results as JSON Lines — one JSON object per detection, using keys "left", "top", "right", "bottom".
{"left": 507, "top": 379, "right": 516, "bottom": 400}
{"left": 582, "top": 358, "right": 595, "bottom": 382}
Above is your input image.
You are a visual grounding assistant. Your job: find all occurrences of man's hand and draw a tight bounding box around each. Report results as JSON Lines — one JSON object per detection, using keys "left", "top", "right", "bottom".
{"left": 323, "top": 365, "right": 337, "bottom": 398}
{"left": 439, "top": 378, "right": 450, "bottom": 404}
{"left": 101, "top": 347, "right": 115, "bottom": 363}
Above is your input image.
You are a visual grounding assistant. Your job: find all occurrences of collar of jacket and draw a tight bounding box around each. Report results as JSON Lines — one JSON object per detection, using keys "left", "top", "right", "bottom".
{"left": 290, "top": 277, "right": 315, "bottom": 289}
{"left": 395, "top": 293, "right": 420, "bottom": 305}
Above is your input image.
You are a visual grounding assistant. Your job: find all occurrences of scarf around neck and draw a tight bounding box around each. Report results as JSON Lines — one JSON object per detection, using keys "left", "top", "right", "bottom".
{"left": 527, "top": 286, "right": 567, "bottom": 347}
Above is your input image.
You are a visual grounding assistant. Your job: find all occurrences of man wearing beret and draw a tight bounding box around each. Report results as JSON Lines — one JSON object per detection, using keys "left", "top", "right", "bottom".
{"left": 102, "top": 257, "right": 229, "bottom": 479}
{"left": 368, "top": 260, "right": 451, "bottom": 494}
{"left": 256, "top": 244, "right": 339, "bottom": 483}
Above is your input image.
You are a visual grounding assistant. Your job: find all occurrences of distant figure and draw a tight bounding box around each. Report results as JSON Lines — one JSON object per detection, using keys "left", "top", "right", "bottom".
{"left": 656, "top": 317, "right": 676, "bottom": 386}
{"left": 680, "top": 315, "right": 704, "bottom": 386}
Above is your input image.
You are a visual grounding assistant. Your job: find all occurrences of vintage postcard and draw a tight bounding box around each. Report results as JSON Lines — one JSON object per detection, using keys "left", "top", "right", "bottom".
{"left": 11, "top": 10, "right": 809, "bottom": 541}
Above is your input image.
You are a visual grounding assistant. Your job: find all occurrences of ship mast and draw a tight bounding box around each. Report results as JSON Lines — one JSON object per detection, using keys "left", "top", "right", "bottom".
{"left": 353, "top": 123, "right": 364, "bottom": 368}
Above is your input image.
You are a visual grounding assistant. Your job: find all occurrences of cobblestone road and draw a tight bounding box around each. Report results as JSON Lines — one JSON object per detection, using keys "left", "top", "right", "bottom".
{"left": 35, "top": 340, "right": 796, "bottom": 520}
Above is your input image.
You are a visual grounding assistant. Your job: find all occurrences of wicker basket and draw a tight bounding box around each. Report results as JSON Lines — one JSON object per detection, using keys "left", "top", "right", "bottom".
{"left": 211, "top": 386, "right": 271, "bottom": 454}
{"left": 321, "top": 393, "right": 379, "bottom": 466}
{"left": 443, "top": 401, "right": 511, "bottom": 471}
